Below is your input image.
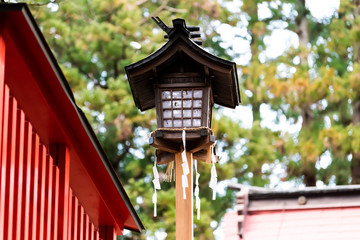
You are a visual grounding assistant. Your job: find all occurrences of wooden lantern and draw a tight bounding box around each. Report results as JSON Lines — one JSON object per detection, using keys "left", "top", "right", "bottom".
{"left": 126, "top": 18, "right": 240, "bottom": 240}
{"left": 125, "top": 18, "right": 240, "bottom": 164}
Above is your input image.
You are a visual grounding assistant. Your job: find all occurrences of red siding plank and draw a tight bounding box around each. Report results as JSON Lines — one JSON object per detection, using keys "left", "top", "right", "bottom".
{"left": 99, "top": 227, "right": 105, "bottom": 240}
{"left": 52, "top": 166, "right": 60, "bottom": 240}
{"left": 71, "top": 196, "right": 79, "bottom": 240}
{"left": 14, "top": 109, "right": 25, "bottom": 240}
{"left": 4, "top": 96, "right": 18, "bottom": 240}
{"left": 29, "top": 133, "right": 40, "bottom": 240}
{"left": 36, "top": 144, "right": 47, "bottom": 240}
{"left": 110, "top": 227, "right": 117, "bottom": 240}
{"left": 99, "top": 226, "right": 117, "bottom": 240}
{"left": 94, "top": 229, "right": 100, "bottom": 240}
{"left": 90, "top": 223, "right": 95, "bottom": 240}
{"left": 0, "top": 86, "right": 9, "bottom": 240}
{"left": 45, "top": 155, "right": 53, "bottom": 240}
{"left": 84, "top": 213, "right": 90, "bottom": 240}
{"left": 0, "top": 24, "right": 5, "bottom": 176}
{"left": 21, "top": 121, "right": 33, "bottom": 240}
{"left": 68, "top": 187, "right": 73, "bottom": 240}
{"left": 50, "top": 144, "right": 70, "bottom": 240}
{"left": 77, "top": 205, "right": 84, "bottom": 240}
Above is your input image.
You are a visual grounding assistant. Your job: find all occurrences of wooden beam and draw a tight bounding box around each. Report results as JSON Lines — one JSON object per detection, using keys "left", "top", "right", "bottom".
{"left": 192, "top": 149, "right": 207, "bottom": 162}
{"left": 149, "top": 136, "right": 180, "bottom": 153}
{"left": 156, "top": 150, "right": 175, "bottom": 165}
{"left": 188, "top": 135, "right": 214, "bottom": 153}
{"left": 175, "top": 151, "right": 193, "bottom": 240}
{"left": 192, "top": 145, "right": 218, "bottom": 164}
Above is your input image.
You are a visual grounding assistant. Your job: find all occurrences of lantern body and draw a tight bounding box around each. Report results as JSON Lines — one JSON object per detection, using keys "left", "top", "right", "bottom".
{"left": 125, "top": 18, "right": 241, "bottom": 163}
{"left": 155, "top": 75, "right": 212, "bottom": 129}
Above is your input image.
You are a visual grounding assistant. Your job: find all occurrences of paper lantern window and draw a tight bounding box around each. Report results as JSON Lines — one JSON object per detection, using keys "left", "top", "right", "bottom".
{"left": 158, "top": 88, "right": 207, "bottom": 128}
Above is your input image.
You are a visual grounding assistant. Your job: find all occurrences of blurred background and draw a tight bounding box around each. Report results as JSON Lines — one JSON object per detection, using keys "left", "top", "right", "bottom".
{"left": 15, "top": 0, "right": 360, "bottom": 238}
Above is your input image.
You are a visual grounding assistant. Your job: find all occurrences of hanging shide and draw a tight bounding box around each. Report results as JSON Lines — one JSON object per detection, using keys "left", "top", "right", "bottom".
{"left": 165, "top": 161, "right": 174, "bottom": 182}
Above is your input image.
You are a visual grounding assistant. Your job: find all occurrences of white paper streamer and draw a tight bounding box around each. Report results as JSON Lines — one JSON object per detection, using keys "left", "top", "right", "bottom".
{"left": 182, "top": 174, "right": 188, "bottom": 199}
{"left": 152, "top": 190, "right": 157, "bottom": 217}
{"left": 209, "top": 145, "right": 217, "bottom": 200}
{"left": 194, "top": 160, "right": 201, "bottom": 220}
{"left": 152, "top": 161, "right": 161, "bottom": 217}
{"left": 181, "top": 130, "right": 189, "bottom": 200}
{"left": 182, "top": 129, "right": 186, "bottom": 149}
{"left": 181, "top": 150, "right": 187, "bottom": 163}
{"left": 182, "top": 162, "right": 190, "bottom": 175}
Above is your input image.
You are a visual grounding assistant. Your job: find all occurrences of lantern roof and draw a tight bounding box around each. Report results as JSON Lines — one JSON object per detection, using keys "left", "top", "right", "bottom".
{"left": 0, "top": 3, "right": 144, "bottom": 233}
{"left": 125, "top": 18, "right": 241, "bottom": 111}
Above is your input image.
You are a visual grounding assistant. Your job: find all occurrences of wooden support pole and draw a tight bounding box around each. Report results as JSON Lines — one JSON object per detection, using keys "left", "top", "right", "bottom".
{"left": 175, "top": 151, "right": 193, "bottom": 240}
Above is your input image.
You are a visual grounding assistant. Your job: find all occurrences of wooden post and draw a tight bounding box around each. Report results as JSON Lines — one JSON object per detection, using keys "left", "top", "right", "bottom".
{"left": 175, "top": 151, "right": 193, "bottom": 240}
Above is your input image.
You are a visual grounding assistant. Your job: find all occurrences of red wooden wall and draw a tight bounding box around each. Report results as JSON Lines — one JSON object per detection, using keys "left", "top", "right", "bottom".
{"left": 0, "top": 30, "right": 117, "bottom": 240}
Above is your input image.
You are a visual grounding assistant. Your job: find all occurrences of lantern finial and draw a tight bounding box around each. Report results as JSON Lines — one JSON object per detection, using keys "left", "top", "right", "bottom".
{"left": 151, "top": 17, "right": 171, "bottom": 34}
{"left": 151, "top": 17, "right": 202, "bottom": 45}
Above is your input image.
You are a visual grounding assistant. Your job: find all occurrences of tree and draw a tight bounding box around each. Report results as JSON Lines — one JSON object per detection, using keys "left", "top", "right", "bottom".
{"left": 319, "top": 0, "right": 360, "bottom": 184}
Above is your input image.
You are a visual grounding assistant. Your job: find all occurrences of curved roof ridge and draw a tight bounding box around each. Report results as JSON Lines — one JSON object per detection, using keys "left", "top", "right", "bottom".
{"left": 126, "top": 18, "right": 240, "bottom": 111}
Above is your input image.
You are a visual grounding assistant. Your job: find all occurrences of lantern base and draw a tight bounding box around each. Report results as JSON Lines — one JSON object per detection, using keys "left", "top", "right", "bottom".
{"left": 149, "top": 127, "right": 217, "bottom": 165}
